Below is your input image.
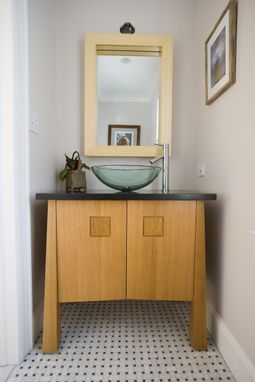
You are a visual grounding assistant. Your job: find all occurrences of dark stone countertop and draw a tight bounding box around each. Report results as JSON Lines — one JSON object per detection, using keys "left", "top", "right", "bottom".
{"left": 36, "top": 190, "right": 217, "bottom": 201}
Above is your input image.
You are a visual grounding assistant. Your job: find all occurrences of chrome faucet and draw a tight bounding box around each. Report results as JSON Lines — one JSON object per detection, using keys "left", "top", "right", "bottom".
{"left": 150, "top": 143, "right": 169, "bottom": 193}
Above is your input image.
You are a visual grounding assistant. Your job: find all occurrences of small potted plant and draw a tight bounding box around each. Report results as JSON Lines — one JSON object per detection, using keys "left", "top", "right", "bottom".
{"left": 58, "top": 151, "right": 90, "bottom": 193}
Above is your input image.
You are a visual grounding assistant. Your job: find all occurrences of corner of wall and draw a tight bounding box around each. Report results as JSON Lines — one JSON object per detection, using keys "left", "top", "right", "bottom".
{"left": 207, "top": 302, "right": 255, "bottom": 382}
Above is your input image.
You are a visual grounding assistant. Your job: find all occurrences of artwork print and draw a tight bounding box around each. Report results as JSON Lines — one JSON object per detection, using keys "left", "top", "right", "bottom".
{"left": 115, "top": 132, "right": 134, "bottom": 146}
{"left": 108, "top": 125, "right": 141, "bottom": 146}
{"left": 210, "top": 27, "right": 226, "bottom": 87}
{"left": 205, "top": 0, "right": 237, "bottom": 104}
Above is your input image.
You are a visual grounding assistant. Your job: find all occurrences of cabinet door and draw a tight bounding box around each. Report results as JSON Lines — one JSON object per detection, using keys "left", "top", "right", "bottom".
{"left": 127, "top": 201, "right": 196, "bottom": 300}
{"left": 57, "top": 200, "right": 126, "bottom": 302}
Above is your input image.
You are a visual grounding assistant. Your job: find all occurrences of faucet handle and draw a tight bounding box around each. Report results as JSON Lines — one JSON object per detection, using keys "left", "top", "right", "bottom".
{"left": 154, "top": 143, "right": 169, "bottom": 151}
{"left": 154, "top": 143, "right": 169, "bottom": 146}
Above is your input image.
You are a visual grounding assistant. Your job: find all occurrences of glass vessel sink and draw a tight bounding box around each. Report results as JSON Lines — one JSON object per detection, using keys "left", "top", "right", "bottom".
{"left": 91, "top": 165, "right": 161, "bottom": 191}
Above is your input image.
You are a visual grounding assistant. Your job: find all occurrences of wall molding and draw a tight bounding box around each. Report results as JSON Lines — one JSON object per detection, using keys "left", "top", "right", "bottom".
{"left": 0, "top": 366, "right": 14, "bottom": 382}
{"left": 0, "top": 0, "right": 32, "bottom": 366}
{"left": 207, "top": 302, "right": 255, "bottom": 382}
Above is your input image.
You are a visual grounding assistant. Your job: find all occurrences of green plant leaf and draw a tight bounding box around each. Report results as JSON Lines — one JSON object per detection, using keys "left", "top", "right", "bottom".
{"left": 65, "top": 153, "right": 75, "bottom": 170}
{"left": 59, "top": 152, "right": 90, "bottom": 182}
{"left": 81, "top": 163, "right": 90, "bottom": 171}
{"left": 58, "top": 168, "right": 68, "bottom": 181}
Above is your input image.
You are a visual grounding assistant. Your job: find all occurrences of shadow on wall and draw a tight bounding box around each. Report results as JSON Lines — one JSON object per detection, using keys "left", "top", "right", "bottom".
{"left": 30, "top": 198, "right": 48, "bottom": 329}
{"left": 205, "top": 198, "right": 225, "bottom": 316}
{"left": 79, "top": 39, "right": 85, "bottom": 152}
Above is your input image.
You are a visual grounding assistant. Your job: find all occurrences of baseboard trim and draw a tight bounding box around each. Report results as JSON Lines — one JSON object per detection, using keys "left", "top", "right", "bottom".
{"left": 0, "top": 365, "right": 14, "bottom": 382}
{"left": 207, "top": 302, "right": 255, "bottom": 382}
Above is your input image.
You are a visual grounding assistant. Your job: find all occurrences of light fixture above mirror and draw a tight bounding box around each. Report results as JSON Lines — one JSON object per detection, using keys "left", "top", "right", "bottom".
{"left": 84, "top": 33, "right": 173, "bottom": 157}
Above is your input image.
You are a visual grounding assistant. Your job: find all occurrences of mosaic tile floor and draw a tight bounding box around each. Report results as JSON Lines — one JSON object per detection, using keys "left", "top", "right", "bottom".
{"left": 8, "top": 301, "right": 235, "bottom": 382}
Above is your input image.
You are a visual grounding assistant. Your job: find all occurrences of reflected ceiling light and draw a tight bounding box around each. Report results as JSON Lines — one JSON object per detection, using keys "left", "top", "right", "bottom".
{"left": 120, "top": 57, "right": 131, "bottom": 64}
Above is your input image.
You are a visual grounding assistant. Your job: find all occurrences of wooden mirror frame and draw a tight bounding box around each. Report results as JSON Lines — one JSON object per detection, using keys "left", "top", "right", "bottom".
{"left": 84, "top": 33, "right": 173, "bottom": 157}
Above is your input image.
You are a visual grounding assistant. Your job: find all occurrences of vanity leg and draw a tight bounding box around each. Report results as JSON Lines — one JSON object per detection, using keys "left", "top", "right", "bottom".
{"left": 42, "top": 200, "right": 60, "bottom": 353}
{"left": 190, "top": 201, "right": 207, "bottom": 350}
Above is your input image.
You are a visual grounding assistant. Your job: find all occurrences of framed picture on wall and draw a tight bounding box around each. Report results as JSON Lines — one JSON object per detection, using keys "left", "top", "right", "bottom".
{"left": 108, "top": 125, "right": 141, "bottom": 146}
{"left": 205, "top": 0, "right": 237, "bottom": 105}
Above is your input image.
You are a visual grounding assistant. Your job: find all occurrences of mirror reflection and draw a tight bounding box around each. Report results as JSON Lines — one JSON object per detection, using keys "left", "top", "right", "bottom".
{"left": 96, "top": 55, "right": 160, "bottom": 146}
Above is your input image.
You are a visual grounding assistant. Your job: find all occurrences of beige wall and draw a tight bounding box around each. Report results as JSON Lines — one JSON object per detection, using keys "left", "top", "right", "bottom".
{"left": 28, "top": 0, "right": 197, "bottom": 334}
{"left": 194, "top": 0, "right": 255, "bottom": 367}
{"left": 28, "top": 0, "right": 255, "bottom": 372}
{"left": 54, "top": 0, "right": 196, "bottom": 191}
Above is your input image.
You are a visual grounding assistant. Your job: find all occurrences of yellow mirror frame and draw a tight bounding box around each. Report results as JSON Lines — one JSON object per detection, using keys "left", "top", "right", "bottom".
{"left": 84, "top": 33, "right": 173, "bottom": 157}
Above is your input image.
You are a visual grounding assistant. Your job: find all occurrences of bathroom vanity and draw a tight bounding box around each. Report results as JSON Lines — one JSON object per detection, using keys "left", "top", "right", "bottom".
{"left": 36, "top": 191, "right": 216, "bottom": 353}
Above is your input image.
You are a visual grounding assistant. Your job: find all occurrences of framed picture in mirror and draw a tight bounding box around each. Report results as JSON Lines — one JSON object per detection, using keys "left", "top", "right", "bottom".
{"left": 108, "top": 125, "right": 140, "bottom": 146}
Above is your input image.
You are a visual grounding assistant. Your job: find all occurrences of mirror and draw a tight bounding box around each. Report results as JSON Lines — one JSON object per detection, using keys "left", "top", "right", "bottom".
{"left": 97, "top": 55, "right": 160, "bottom": 146}
{"left": 84, "top": 33, "right": 173, "bottom": 157}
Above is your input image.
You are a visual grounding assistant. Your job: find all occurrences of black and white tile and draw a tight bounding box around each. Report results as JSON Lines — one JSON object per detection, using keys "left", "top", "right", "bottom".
{"left": 8, "top": 301, "right": 235, "bottom": 382}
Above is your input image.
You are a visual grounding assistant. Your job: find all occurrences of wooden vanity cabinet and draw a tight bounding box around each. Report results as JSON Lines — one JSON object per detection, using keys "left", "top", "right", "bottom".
{"left": 127, "top": 200, "right": 196, "bottom": 300}
{"left": 41, "top": 196, "right": 212, "bottom": 353}
{"left": 57, "top": 200, "right": 126, "bottom": 302}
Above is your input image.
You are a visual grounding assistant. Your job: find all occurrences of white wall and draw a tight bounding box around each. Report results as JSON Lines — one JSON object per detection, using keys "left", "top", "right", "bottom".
{"left": 28, "top": 0, "right": 59, "bottom": 338}
{"left": 28, "top": 0, "right": 197, "bottom": 336}
{"left": 27, "top": 1, "right": 255, "bottom": 377}
{"left": 97, "top": 101, "right": 153, "bottom": 145}
{"left": 0, "top": 0, "right": 33, "bottom": 365}
{"left": 194, "top": 0, "right": 255, "bottom": 374}
{"left": 54, "top": 0, "right": 196, "bottom": 190}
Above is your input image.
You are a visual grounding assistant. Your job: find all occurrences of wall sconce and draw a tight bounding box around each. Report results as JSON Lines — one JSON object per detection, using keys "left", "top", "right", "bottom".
{"left": 120, "top": 22, "right": 135, "bottom": 34}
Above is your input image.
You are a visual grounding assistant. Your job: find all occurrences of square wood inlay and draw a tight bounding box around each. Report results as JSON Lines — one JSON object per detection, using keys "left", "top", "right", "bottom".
{"left": 90, "top": 216, "right": 111, "bottom": 237}
{"left": 143, "top": 216, "right": 164, "bottom": 237}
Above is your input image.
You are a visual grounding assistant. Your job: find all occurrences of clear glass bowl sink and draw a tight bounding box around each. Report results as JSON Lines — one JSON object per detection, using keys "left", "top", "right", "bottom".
{"left": 91, "top": 165, "right": 161, "bottom": 191}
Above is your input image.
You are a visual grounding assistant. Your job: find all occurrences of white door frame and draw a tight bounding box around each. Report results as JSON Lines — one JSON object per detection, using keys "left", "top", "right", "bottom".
{"left": 0, "top": 0, "right": 32, "bottom": 365}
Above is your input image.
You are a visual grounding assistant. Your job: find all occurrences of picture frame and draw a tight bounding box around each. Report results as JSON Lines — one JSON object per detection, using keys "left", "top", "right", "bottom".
{"left": 108, "top": 125, "right": 141, "bottom": 146}
{"left": 205, "top": 0, "right": 237, "bottom": 105}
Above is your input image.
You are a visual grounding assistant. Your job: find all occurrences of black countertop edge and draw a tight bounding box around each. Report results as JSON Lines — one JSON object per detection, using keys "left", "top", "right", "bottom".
{"left": 36, "top": 190, "right": 217, "bottom": 201}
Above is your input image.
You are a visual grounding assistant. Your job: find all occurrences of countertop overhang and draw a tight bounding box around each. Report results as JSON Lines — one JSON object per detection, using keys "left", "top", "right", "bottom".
{"left": 36, "top": 190, "right": 217, "bottom": 201}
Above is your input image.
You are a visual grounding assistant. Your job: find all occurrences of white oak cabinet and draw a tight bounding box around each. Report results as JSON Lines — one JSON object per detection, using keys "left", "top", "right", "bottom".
{"left": 36, "top": 192, "right": 216, "bottom": 353}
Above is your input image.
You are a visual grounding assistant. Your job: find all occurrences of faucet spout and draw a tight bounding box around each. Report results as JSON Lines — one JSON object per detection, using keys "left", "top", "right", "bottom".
{"left": 150, "top": 155, "right": 163, "bottom": 164}
{"left": 150, "top": 143, "right": 169, "bottom": 193}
